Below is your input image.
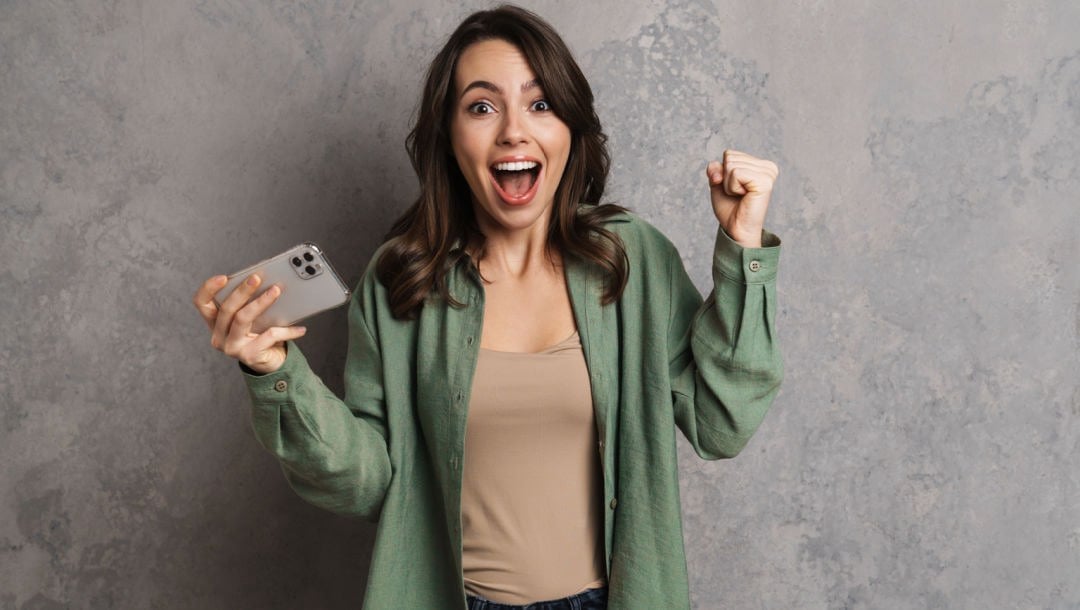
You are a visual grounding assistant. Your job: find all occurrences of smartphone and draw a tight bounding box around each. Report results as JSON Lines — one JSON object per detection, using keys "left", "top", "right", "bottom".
{"left": 214, "top": 243, "right": 351, "bottom": 334}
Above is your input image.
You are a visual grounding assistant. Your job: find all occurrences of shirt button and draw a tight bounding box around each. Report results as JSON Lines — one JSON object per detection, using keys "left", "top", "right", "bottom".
{"left": 609, "top": 498, "right": 618, "bottom": 510}
{"left": 466, "top": 336, "right": 474, "bottom": 346}
{"left": 273, "top": 380, "right": 288, "bottom": 392}
{"left": 748, "top": 260, "right": 761, "bottom": 272}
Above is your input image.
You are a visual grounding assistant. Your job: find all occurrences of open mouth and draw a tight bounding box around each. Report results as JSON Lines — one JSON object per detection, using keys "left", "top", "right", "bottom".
{"left": 490, "top": 160, "right": 542, "bottom": 204}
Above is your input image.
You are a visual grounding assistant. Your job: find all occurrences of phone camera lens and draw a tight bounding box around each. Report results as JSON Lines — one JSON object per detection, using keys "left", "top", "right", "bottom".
{"left": 292, "top": 257, "right": 302, "bottom": 266}
{"left": 305, "top": 265, "right": 315, "bottom": 275}
{"left": 303, "top": 252, "right": 314, "bottom": 262}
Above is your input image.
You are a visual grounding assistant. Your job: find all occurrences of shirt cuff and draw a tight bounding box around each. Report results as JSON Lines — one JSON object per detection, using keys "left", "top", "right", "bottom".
{"left": 713, "top": 226, "right": 781, "bottom": 285}
{"left": 238, "top": 340, "right": 310, "bottom": 403}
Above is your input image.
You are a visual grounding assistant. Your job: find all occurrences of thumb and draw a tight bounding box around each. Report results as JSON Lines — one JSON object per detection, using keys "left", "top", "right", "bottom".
{"left": 706, "top": 160, "right": 725, "bottom": 188}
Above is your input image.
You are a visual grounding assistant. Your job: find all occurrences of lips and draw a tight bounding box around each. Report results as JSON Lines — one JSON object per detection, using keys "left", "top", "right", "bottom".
{"left": 489, "top": 158, "right": 542, "bottom": 206}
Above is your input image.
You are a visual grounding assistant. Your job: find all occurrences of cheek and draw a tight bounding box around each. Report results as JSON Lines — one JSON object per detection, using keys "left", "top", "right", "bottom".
{"left": 451, "top": 130, "right": 483, "bottom": 171}
{"left": 448, "top": 120, "right": 469, "bottom": 164}
{"left": 551, "top": 126, "right": 572, "bottom": 164}
{"left": 449, "top": 141, "right": 475, "bottom": 181}
{"left": 449, "top": 140, "right": 491, "bottom": 200}
{"left": 548, "top": 131, "right": 573, "bottom": 175}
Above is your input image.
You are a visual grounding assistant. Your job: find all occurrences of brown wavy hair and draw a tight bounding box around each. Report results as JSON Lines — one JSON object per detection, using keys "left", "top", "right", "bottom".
{"left": 376, "top": 4, "right": 628, "bottom": 319}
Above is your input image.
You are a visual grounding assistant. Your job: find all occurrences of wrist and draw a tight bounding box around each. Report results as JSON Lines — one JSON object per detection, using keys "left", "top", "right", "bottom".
{"left": 722, "top": 225, "right": 763, "bottom": 248}
{"left": 240, "top": 345, "right": 288, "bottom": 376}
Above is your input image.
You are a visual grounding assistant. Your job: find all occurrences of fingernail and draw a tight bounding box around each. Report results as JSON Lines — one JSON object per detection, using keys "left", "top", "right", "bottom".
{"left": 215, "top": 275, "right": 227, "bottom": 284}
{"left": 297, "top": 326, "right": 307, "bottom": 334}
{"left": 246, "top": 275, "right": 259, "bottom": 286}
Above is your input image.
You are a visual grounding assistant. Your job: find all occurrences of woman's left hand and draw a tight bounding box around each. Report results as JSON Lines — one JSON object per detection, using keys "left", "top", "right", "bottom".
{"left": 707, "top": 150, "right": 779, "bottom": 248}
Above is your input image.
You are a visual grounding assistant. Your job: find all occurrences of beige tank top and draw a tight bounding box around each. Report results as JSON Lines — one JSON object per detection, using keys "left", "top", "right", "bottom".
{"left": 461, "top": 331, "right": 607, "bottom": 604}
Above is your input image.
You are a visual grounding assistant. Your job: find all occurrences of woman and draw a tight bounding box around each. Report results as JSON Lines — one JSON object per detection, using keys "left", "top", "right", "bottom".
{"left": 193, "top": 6, "right": 782, "bottom": 609}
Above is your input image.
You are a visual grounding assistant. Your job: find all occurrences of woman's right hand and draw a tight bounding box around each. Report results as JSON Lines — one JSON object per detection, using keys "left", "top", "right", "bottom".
{"left": 193, "top": 274, "right": 308, "bottom": 375}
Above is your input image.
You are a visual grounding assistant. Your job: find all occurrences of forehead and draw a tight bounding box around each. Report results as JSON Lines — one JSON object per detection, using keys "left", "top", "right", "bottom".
{"left": 454, "top": 39, "right": 537, "bottom": 92}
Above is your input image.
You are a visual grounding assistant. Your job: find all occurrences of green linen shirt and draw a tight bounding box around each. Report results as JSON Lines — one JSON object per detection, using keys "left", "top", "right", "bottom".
{"left": 242, "top": 211, "right": 783, "bottom": 609}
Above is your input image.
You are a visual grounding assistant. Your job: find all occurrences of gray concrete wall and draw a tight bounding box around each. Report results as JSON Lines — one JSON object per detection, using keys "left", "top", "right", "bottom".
{"left": 2, "top": 1, "right": 1077, "bottom": 608}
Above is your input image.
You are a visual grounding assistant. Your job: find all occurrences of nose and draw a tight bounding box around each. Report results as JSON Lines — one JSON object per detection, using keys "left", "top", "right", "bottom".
{"left": 497, "top": 106, "right": 529, "bottom": 146}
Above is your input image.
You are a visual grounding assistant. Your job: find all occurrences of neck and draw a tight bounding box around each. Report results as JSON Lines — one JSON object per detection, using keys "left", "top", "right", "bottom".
{"left": 472, "top": 213, "right": 559, "bottom": 280}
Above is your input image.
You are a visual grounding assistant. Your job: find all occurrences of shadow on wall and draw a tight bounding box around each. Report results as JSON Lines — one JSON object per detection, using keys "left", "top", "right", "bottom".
{"left": 198, "top": 116, "right": 406, "bottom": 606}
{"left": 12, "top": 0, "right": 428, "bottom": 607}
{"left": 159, "top": 4, "right": 414, "bottom": 605}
{"left": 5, "top": 42, "right": 407, "bottom": 610}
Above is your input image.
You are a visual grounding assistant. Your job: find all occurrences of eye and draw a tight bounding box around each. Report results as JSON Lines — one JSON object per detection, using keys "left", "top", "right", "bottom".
{"left": 530, "top": 99, "right": 552, "bottom": 112}
{"left": 468, "top": 101, "right": 495, "bottom": 115}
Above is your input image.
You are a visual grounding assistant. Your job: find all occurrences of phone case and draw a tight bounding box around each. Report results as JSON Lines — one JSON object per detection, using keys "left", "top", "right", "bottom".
{"left": 214, "top": 243, "right": 351, "bottom": 333}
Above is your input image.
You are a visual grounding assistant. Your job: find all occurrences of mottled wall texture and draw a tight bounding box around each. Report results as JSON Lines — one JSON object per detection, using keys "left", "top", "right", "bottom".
{"left": 2, "top": 0, "right": 1077, "bottom": 608}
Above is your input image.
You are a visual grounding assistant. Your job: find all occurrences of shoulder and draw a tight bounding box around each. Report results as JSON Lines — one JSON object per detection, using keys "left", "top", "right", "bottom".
{"left": 347, "top": 240, "right": 398, "bottom": 321}
{"left": 358, "top": 240, "right": 394, "bottom": 293}
{"left": 356, "top": 236, "right": 469, "bottom": 324}
{"left": 595, "top": 208, "right": 681, "bottom": 262}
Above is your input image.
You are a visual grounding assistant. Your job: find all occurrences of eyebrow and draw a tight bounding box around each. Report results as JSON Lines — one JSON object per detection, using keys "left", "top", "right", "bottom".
{"left": 460, "top": 79, "right": 540, "bottom": 98}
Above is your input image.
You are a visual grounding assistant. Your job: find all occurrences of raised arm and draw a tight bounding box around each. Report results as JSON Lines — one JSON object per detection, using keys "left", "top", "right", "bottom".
{"left": 669, "top": 150, "right": 784, "bottom": 459}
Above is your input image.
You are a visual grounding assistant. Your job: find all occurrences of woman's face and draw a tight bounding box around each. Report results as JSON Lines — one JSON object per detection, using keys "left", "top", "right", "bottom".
{"left": 450, "top": 38, "right": 572, "bottom": 237}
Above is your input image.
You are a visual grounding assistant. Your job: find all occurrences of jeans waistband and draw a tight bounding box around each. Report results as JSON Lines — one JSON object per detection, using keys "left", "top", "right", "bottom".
{"left": 465, "top": 586, "right": 607, "bottom": 610}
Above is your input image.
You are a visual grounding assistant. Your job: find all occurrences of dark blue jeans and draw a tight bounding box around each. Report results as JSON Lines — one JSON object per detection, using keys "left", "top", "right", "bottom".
{"left": 466, "top": 586, "right": 607, "bottom": 610}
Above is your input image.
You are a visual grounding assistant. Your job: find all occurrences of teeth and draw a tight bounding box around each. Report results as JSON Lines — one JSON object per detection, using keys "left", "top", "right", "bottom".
{"left": 493, "top": 161, "right": 538, "bottom": 172}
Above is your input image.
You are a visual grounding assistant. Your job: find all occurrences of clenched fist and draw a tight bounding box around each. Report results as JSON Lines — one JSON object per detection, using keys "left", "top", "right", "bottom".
{"left": 707, "top": 150, "right": 778, "bottom": 248}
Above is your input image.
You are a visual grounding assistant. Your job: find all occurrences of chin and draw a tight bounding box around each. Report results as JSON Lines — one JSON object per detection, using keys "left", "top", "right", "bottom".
{"left": 475, "top": 191, "right": 556, "bottom": 234}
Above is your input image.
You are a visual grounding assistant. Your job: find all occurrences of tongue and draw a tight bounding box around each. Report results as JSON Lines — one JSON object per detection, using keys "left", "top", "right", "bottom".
{"left": 496, "top": 170, "right": 535, "bottom": 198}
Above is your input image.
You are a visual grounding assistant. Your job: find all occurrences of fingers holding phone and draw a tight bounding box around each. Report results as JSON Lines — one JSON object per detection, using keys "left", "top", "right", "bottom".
{"left": 193, "top": 272, "right": 303, "bottom": 374}
{"left": 223, "top": 278, "right": 308, "bottom": 373}
{"left": 194, "top": 243, "right": 350, "bottom": 375}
